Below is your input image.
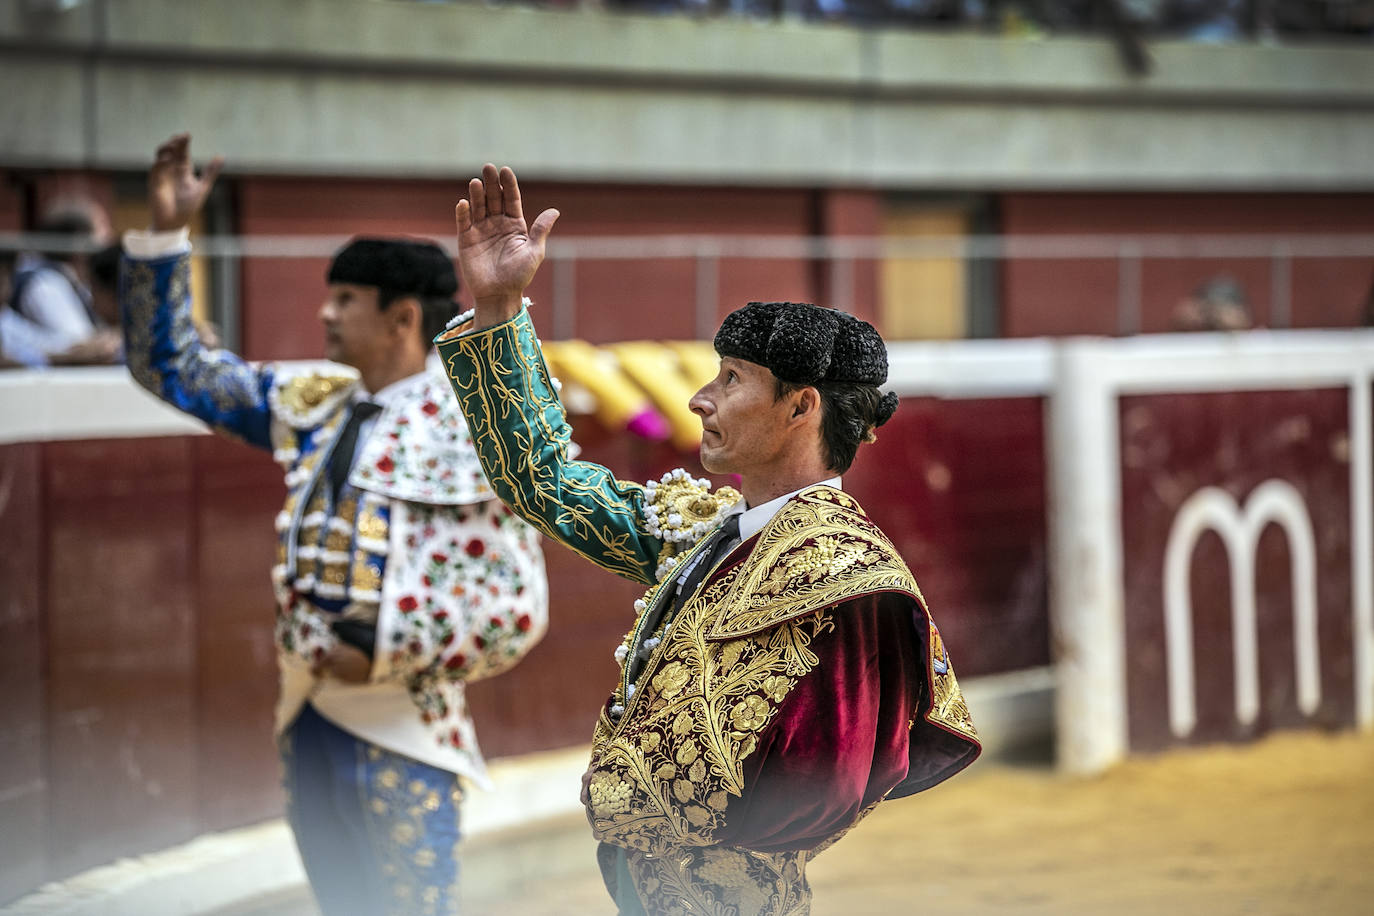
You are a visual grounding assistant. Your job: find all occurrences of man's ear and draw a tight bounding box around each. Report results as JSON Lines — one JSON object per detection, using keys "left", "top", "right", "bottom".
{"left": 388, "top": 295, "right": 421, "bottom": 336}
{"left": 790, "top": 386, "right": 821, "bottom": 423}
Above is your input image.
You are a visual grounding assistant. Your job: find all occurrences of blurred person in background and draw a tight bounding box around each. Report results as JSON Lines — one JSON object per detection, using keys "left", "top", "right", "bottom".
{"left": 438, "top": 164, "right": 980, "bottom": 916}
{"left": 1, "top": 198, "right": 109, "bottom": 364}
{"left": 1171, "top": 274, "right": 1254, "bottom": 331}
{"left": 118, "top": 135, "right": 549, "bottom": 916}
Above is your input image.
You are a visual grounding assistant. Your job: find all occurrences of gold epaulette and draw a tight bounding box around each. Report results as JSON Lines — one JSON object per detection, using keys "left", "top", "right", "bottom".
{"left": 269, "top": 369, "right": 359, "bottom": 429}
{"left": 642, "top": 469, "right": 742, "bottom": 547}
{"left": 704, "top": 486, "right": 921, "bottom": 640}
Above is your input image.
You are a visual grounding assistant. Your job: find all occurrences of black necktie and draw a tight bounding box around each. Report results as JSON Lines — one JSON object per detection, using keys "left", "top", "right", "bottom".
{"left": 328, "top": 400, "right": 382, "bottom": 501}
{"left": 628, "top": 514, "right": 741, "bottom": 684}
{"left": 669, "top": 513, "right": 741, "bottom": 616}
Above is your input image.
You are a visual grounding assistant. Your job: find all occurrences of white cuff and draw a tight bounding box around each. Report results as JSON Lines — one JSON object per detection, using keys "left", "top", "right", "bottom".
{"left": 122, "top": 227, "right": 192, "bottom": 260}
{"left": 452, "top": 298, "right": 533, "bottom": 339}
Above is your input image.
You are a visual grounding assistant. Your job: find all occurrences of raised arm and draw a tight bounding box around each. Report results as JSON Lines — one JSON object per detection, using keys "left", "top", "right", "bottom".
{"left": 121, "top": 135, "right": 273, "bottom": 449}
{"left": 439, "top": 165, "right": 664, "bottom": 584}
{"left": 454, "top": 163, "right": 559, "bottom": 329}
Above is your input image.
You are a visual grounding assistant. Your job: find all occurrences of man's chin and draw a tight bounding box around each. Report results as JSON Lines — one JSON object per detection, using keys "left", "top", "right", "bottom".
{"left": 698, "top": 447, "right": 730, "bottom": 475}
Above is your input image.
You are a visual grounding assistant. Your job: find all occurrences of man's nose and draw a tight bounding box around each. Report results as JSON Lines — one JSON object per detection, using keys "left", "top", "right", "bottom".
{"left": 689, "top": 388, "right": 711, "bottom": 417}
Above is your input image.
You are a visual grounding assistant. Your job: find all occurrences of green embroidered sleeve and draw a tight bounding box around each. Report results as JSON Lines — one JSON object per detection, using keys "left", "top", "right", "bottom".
{"left": 436, "top": 308, "right": 660, "bottom": 585}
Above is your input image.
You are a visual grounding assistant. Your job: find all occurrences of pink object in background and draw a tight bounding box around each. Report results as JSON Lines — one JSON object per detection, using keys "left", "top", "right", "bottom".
{"left": 625, "top": 408, "right": 671, "bottom": 442}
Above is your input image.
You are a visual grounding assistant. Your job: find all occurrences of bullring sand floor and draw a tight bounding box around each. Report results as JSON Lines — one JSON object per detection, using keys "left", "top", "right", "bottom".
{"left": 216, "top": 729, "right": 1374, "bottom": 916}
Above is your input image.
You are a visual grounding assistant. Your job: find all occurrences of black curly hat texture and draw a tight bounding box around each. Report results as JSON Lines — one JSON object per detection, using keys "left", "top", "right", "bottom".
{"left": 714, "top": 301, "right": 891, "bottom": 386}
{"left": 327, "top": 237, "right": 458, "bottom": 299}
{"left": 716, "top": 301, "right": 898, "bottom": 429}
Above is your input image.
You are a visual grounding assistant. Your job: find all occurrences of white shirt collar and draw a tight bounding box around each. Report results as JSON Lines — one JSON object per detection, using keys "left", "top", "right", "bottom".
{"left": 356, "top": 367, "right": 428, "bottom": 409}
{"left": 726, "top": 476, "right": 842, "bottom": 544}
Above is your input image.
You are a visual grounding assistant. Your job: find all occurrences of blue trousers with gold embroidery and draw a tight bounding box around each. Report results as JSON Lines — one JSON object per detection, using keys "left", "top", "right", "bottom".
{"left": 281, "top": 704, "right": 463, "bottom": 916}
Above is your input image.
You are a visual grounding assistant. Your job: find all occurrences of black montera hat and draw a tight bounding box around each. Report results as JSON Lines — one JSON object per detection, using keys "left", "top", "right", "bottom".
{"left": 327, "top": 237, "right": 458, "bottom": 299}
{"left": 714, "top": 301, "right": 889, "bottom": 387}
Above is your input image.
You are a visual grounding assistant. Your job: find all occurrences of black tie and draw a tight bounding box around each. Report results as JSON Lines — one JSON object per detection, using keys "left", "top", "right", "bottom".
{"left": 328, "top": 400, "right": 382, "bottom": 501}
{"left": 627, "top": 514, "right": 741, "bottom": 684}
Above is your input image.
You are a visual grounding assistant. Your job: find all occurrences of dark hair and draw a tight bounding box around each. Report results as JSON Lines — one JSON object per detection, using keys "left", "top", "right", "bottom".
{"left": 377, "top": 288, "right": 461, "bottom": 348}
{"left": 774, "top": 377, "right": 890, "bottom": 474}
{"left": 36, "top": 209, "right": 98, "bottom": 263}
{"left": 88, "top": 244, "right": 122, "bottom": 294}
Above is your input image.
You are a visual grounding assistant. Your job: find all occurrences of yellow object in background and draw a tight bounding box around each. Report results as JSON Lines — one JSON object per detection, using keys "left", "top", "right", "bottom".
{"left": 541, "top": 340, "right": 670, "bottom": 442}
{"left": 663, "top": 341, "right": 720, "bottom": 391}
{"left": 610, "top": 342, "right": 704, "bottom": 454}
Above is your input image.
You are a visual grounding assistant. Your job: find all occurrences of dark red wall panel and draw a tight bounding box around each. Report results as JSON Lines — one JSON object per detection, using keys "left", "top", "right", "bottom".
{"left": 192, "top": 436, "right": 287, "bottom": 833}
{"left": 1000, "top": 193, "right": 1374, "bottom": 337}
{"left": 43, "top": 438, "right": 199, "bottom": 879}
{"left": 844, "top": 397, "right": 1050, "bottom": 677}
{"left": 234, "top": 179, "right": 860, "bottom": 360}
{"left": 1119, "top": 389, "right": 1355, "bottom": 752}
{"left": 0, "top": 443, "right": 46, "bottom": 903}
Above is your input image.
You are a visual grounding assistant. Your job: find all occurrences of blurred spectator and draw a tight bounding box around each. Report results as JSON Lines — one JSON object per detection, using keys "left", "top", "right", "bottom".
{"left": 1, "top": 198, "right": 111, "bottom": 365}
{"left": 590, "top": 0, "right": 1370, "bottom": 43}
{"left": 45, "top": 242, "right": 124, "bottom": 365}
{"left": 1171, "top": 275, "right": 1254, "bottom": 331}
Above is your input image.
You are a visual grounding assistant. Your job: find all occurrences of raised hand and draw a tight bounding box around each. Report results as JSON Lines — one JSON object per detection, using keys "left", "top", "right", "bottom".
{"left": 455, "top": 164, "right": 559, "bottom": 328}
{"left": 149, "top": 133, "right": 224, "bottom": 233}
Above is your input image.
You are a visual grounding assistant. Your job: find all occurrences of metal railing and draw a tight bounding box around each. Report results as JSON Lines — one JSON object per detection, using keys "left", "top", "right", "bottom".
{"left": 4, "top": 232, "right": 1373, "bottom": 341}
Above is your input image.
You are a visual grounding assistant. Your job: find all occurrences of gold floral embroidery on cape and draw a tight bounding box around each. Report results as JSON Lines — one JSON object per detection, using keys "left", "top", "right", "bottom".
{"left": 927, "top": 619, "right": 977, "bottom": 741}
{"left": 587, "top": 487, "right": 923, "bottom": 857}
{"left": 627, "top": 845, "right": 813, "bottom": 916}
{"left": 271, "top": 372, "right": 358, "bottom": 428}
{"left": 706, "top": 487, "right": 922, "bottom": 641}
{"left": 586, "top": 485, "right": 977, "bottom": 914}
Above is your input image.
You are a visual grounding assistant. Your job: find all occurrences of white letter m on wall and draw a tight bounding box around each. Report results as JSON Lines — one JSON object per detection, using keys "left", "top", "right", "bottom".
{"left": 1163, "top": 480, "right": 1321, "bottom": 737}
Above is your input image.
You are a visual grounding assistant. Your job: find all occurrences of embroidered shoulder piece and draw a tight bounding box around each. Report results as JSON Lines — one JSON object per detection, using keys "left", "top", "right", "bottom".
{"left": 350, "top": 369, "right": 495, "bottom": 506}
{"left": 704, "top": 485, "right": 919, "bottom": 641}
{"left": 269, "top": 366, "right": 359, "bottom": 429}
{"left": 640, "top": 469, "right": 742, "bottom": 581}
{"left": 643, "top": 469, "right": 742, "bottom": 545}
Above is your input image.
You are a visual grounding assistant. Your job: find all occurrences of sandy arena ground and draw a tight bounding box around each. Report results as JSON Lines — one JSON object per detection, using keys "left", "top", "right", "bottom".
{"left": 463, "top": 729, "right": 1374, "bottom": 916}
{"left": 219, "top": 728, "right": 1373, "bottom": 916}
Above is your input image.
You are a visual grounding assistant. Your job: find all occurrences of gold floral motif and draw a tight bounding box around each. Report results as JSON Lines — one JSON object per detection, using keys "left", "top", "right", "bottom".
{"left": 703, "top": 490, "right": 922, "bottom": 641}
{"left": 358, "top": 743, "right": 463, "bottom": 916}
{"left": 729, "top": 696, "right": 770, "bottom": 732}
{"left": 627, "top": 846, "right": 812, "bottom": 916}
{"left": 761, "top": 675, "right": 790, "bottom": 702}
{"left": 929, "top": 619, "right": 978, "bottom": 741}
{"left": 279, "top": 373, "right": 355, "bottom": 414}
{"left": 653, "top": 662, "right": 691, "bottom": 699}
{"left": 588, "top": 772, "right": 633, "bottom": 817}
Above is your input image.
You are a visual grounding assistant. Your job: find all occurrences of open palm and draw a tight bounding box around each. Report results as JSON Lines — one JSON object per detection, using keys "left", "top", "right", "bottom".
{"left": 149, "top": 133, "right": 223, "bottom": 232}
{"left": 455, "top": 164, "right": 559, "bottom": 318}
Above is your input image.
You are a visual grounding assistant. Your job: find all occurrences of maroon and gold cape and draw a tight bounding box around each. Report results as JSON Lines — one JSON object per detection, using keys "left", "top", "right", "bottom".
{"left": 438, "top": 307, "right": 980, "bottom": 916}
